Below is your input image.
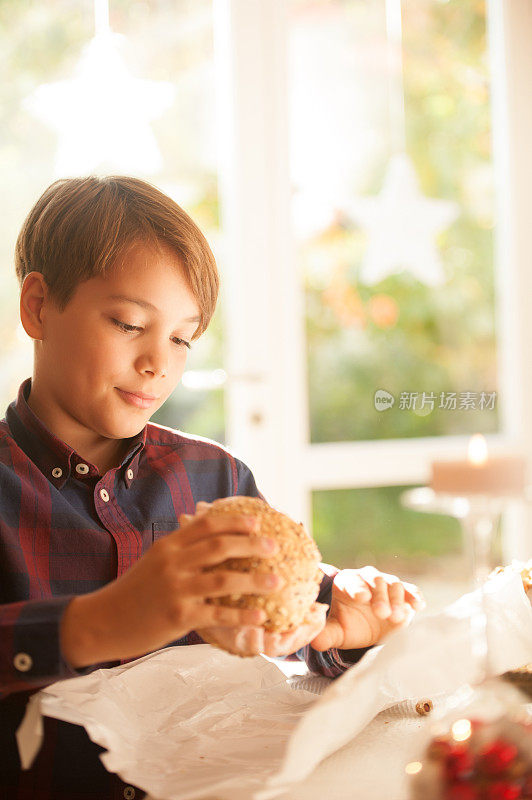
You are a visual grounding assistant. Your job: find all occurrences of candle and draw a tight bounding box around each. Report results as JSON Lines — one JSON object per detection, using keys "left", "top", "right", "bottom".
{"left": 430, "top": 434, "right": 527, "bottom": 496}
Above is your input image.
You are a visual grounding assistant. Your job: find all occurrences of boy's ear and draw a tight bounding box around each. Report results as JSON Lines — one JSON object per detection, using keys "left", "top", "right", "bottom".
{"left": 20, "top": 271, "right": 50, "bottom": 341}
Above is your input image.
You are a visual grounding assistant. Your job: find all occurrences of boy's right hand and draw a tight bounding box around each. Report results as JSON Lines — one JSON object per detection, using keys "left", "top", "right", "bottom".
{"left": 60, "top": 513, "right": 285, "bottom": 668}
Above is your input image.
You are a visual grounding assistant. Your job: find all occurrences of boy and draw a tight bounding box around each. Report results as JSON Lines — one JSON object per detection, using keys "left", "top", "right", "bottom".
{"left": 0, "top": 176, "right": 423, "bottom": 799}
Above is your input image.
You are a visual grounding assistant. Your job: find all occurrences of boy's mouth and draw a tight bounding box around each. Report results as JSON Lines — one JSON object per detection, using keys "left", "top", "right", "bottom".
{"left": 115, "top": 388, "right": 159, "bottom": 409}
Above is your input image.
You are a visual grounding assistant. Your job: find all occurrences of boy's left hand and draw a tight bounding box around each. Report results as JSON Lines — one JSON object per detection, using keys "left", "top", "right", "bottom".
{"left": 309, "top": 565, "right": 425, "bottom": 652}
{"left": 198, "top": 566, "right": 424, "bottom": 658}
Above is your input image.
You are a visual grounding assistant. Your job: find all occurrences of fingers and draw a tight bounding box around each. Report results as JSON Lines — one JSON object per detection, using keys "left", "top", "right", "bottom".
{"left": 198, "top": 624, "right": 266, "bottom": 657}
{"left": 233, "top": 626, "right": 264, "bottom": 656}
{"left": 402, "top": 582, "right": 426, "bottom": 611}
{"left": 368, "top": 577, "right": 411, "bottom": 623}
{"left": 173, "top": 513, "right": 260, "bottom": 547}
{"left": 179, "top": 533, "right": 278, "bottom": 571}
{"left": 371, "top": 575, "right": 392, "bottom": 619}
{"left": 381, "top": 580, "right": 424, "bottom": 615}
{"left": 185, "top": 569, "right": 285, "bottom": 600}
{"left": 197, "top": 604, "right": 268, "bottom": 630}
{"left": 350, "top": 567, "right": 425, "bottom": 615}
{"left": 388, "top": 581, "right": 406, "bottom": 623}
{"left": 246, "top": 623, "right": 319, "bottom": 658}
{"left": 199, "top": 602, "right": 329, "bottom": 658}
{"left": 306, "top": 614, "right": 343, "bottom": 653}
{"left": 334, "top": 570, "right": 372, "bottom": 602}
{"left": 262, "top": 603, "right": 329, "bottom": 656}
{"left": 179, "top": 501, "right": 211, "bottom": 523}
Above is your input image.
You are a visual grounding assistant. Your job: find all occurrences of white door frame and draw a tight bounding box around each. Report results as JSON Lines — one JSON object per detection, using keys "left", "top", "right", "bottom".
{"left": 213, "top": 0, "right": 309, "bottom": 522}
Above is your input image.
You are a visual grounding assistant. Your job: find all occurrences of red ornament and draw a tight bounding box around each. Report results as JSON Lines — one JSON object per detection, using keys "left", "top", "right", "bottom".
{"left": 445, "top": 748, "right": 474, "bottom": 781}
{"left": 485, "top": 781, "right": 523, "bottom": 800}
{"left": 410, "top": 716, "right": 532, "bottom": 800}
{"left": 521, "top": 775, "right": 532, "bottom": 799}
{"left": 446, "top": 784, "right": 479, "bottom": 800}
{"left": 479, "top": 740, "right": 519, "bottom": 777}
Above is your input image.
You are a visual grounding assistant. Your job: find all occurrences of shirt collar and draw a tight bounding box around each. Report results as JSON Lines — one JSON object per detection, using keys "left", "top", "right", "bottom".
{"left": 6, "top": 378, "right": 147, "bottom": 488}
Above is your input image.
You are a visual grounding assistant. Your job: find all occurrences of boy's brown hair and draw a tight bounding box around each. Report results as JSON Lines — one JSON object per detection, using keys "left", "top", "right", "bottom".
{"left": 14, "top": 175, "right": 219, "bottom": 340}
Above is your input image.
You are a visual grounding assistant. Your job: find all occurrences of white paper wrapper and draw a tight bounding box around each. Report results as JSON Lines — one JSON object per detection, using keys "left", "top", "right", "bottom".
{"left": 17, "top": 645, "right": 318, "bottom": 800}
{"left": 17, "top": 571, "right": 532, "bottom": 800}
{"left": 260, "top": 570, "right": 532, "bottom": 795}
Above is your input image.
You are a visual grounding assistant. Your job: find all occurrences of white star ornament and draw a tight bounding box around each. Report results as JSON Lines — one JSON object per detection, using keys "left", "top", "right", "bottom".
{"left": 348, "top": 153, "right": 459, "bottom": 286}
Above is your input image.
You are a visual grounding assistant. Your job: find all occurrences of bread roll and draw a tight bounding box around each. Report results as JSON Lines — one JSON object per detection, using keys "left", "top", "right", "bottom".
{"left": 201, "top": 496, "right": 323, "bottom": 633}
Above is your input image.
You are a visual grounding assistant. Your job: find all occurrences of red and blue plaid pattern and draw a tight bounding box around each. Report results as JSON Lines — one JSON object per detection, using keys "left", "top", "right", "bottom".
{"left": 0, "top": 378, "right": 367, "bottom": 798}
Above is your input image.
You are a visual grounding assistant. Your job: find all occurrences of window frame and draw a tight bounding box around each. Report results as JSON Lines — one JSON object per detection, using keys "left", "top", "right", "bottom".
{"left": 213, "top": 0, "right": 532, "bottom": 559}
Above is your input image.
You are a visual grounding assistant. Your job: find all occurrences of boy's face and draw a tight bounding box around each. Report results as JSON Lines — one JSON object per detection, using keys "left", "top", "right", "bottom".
{"left": 29, "top": 241, "right": 201, "bottom": 453}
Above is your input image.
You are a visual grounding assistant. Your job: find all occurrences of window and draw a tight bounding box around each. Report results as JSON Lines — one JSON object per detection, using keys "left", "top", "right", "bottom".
{"left": 289, "top": 0, "right": 497, "bottom": 606}
{"left": 1, "top": 0, "right": 225, "bottom": 441}
{"left": 3, "top": 1, "right": 530, "bottom": 611}
{"left": 213, "top": 0, "right": 532, "bottom": 611}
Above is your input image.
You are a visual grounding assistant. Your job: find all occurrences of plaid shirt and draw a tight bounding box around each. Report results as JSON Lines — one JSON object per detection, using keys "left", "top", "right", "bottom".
{"left": 0, "top": 378, "right": 369, "bottom": 800}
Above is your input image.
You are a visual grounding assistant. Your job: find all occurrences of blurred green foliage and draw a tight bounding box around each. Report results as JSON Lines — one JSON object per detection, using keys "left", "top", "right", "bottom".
{"left": 293, "top": 0, "right": 497, "bottom": 584}
{"left": 301, "top": 0, "right": 497, "bottom": 443}
{"left": 313, "top": 484, "right": 463, "bottom": 567}
{"left": 312, "top": 482, "right": 503, "bottom": 596}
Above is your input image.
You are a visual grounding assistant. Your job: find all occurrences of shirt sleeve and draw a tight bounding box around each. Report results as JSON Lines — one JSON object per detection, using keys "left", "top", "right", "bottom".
{"left": 0, "top": 597, "right": 113, "bottom": 700}
{"left": 233, "top": 457, "right": 266, "bottom": 500}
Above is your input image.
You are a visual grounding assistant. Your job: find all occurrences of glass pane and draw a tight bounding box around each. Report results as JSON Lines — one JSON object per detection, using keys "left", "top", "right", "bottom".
{"left": 0, "top": 0, "right": 224, "bottom": 442}
{"left": 312, "top": 486, "right": 504, "bottom": 611}
{"left": 289, "top": 0, "right": 498, "bottom": 443}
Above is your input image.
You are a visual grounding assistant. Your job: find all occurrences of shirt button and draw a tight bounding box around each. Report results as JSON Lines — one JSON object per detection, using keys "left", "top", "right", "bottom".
{"left": 126, "top": 469, "right": 134, "bottom": 480}
{"left": 76, "top": 463, "right": 90, "bottom": 475}
{"left": 51, "top": 467, "right": 63, "bottom": 478}
{"left": 123, "top": 787, "right": 136, "bottom": 800}
{"left": 14, "top": 652, "right": 33, "bottom": 672}
{"left": 99, "top": 489, "right": 110, "bottom": 502}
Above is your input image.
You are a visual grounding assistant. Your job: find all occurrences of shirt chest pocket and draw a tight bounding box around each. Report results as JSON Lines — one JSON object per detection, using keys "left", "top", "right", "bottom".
{"left": 152, "top": 520, "right": 180, "bottom": 543}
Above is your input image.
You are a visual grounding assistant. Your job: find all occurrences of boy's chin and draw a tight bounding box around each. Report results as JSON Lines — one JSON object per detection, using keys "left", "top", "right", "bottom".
{"left": 106, "top": 413, "right": 150, "bottom": 439}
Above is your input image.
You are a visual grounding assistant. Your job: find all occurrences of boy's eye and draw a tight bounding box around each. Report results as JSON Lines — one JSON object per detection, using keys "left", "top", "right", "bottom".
{"left": 111, "top": 318, "right": 191, "bottom": 349}
{"left": 172, "top": 337, "right": 191, "bottom": 349}
{"left": 112, "top": 319, "right": 140, "bottom": 333}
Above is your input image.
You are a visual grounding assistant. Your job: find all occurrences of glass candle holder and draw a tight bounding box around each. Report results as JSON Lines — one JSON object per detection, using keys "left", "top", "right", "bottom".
{"left": 401, "top": 488, "right": 510, "bottom": 683}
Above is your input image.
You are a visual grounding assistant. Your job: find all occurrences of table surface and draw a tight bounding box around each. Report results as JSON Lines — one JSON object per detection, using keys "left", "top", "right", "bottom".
{"left": 145, "top": 689, "right": 432, "bottom": 800}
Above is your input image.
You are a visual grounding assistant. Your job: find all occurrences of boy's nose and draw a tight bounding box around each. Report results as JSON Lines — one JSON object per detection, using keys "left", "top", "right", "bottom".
{"left": 136, "top": 347, "right": 168, "bottom": 378}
